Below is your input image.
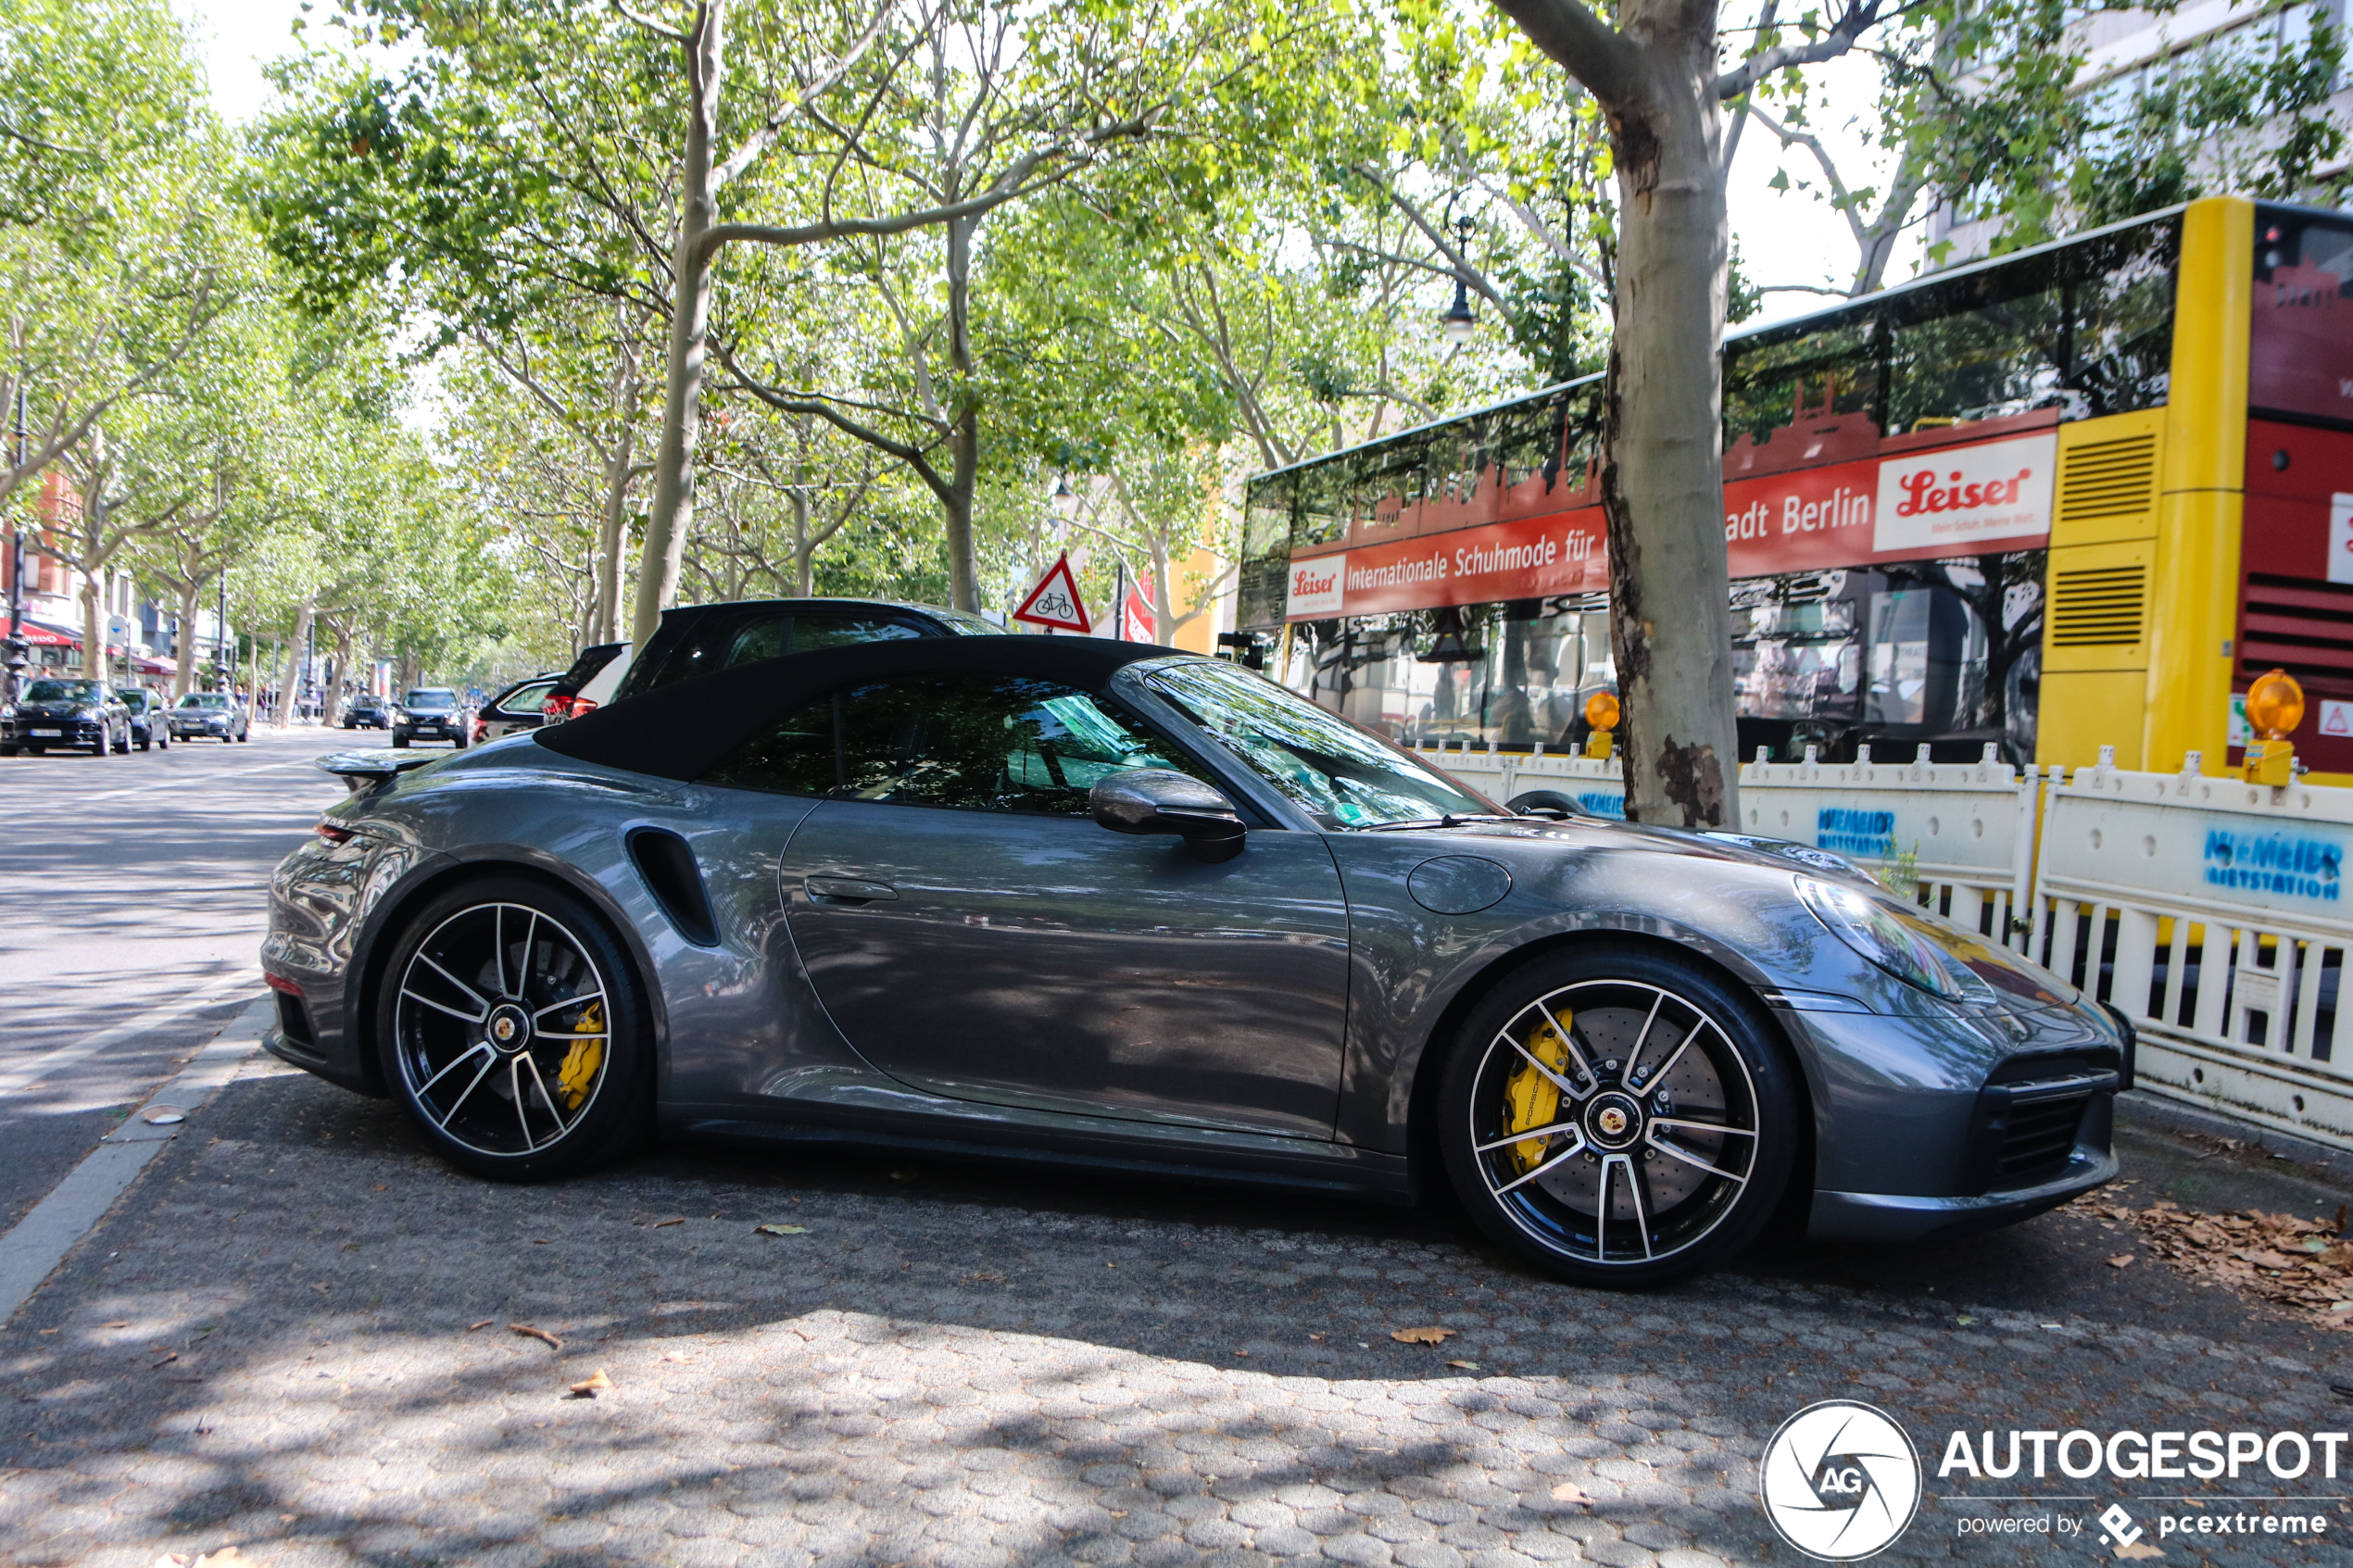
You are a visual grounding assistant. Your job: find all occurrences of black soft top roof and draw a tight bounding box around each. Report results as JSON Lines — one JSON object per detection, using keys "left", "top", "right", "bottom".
{"left": 535, "top": 633, "right": 1193, "bottom": 782}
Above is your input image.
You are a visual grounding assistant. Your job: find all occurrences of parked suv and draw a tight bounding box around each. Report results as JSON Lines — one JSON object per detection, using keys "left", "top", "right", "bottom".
{"left": 119, "top": 686, "right": 170, "bottom": 750}
{"left": 392, "top": 688, "right": 469, "bottom": 748}
{"left": 169, "top": 690, "right": 249, "bottom": 743}
{"left": 342, "top": 693, "right": 392, "bottom": 730}
{"left": 605, "top": 597, "right": 1000, "bottom": 705}
{"left": 2, "top": 678, "right": 132, "bottom": 756}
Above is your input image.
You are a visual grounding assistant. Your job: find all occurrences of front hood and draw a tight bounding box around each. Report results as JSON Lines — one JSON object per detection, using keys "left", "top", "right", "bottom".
{"left": 1355, "top": 815, "right": 2085, "bottom": 1021}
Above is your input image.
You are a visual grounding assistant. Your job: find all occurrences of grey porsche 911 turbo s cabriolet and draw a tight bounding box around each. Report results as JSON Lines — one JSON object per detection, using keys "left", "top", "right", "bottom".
{"left": 261, "top": 635, "right": 2130, "bottom": 1285}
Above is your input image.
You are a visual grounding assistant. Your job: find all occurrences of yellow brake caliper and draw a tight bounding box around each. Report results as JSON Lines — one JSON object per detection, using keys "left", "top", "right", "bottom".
{"left": 557, "top": 1000, "right": 605, "bottom": 1111}
{"left": 1502, "top": 1010, "right": 1573, "bottom": 1173}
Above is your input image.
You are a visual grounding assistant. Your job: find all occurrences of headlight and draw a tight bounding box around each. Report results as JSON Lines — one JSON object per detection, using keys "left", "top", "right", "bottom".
{"left": 1795, "top": 877, "right": 1975, "bottom": 1001}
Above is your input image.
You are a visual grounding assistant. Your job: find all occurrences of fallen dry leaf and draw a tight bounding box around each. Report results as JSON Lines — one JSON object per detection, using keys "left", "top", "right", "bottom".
{"left": 1446, "top": 1359, "right": 1479, "bottom": 1371}
{"left": 1551, "top": 1482, "right": 1594, "bottom": 1506}
{"left": 2107, "top": 1254, "right": 2134, "bottom": 1269}
{"left": 510, "top": 1323, "right": 564, "bottom": 1351}
{"left": 2115, "top": 1539, "right": 2164, "bottom": 1560}
{"left": 1390, "top": 1326, "right": 1455, "bottom": 1345}
{"left": 2068, "top": 1195, "right": 2353, "bottom": 1331}
{"left": 566, "top": 1369, "right": 613, "bottom": 1399}
{"left": 753, "top": 1223, "right": 810, "bottom": 1236}
{"left": 102, "top": 1321, "right": 129, "bottom": 1329}
{"left": 651, "top": 1217, "right": 685, "bottom": 1229}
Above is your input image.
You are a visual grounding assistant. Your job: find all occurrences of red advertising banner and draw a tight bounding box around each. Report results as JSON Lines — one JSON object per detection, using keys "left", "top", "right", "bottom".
{"left": 1286, "top": 426, "right": 2057, "bottom": 621}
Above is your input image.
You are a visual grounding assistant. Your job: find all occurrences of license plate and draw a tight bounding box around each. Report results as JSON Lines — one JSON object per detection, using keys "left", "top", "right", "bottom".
{"left": 30, "top": 728, "right": 58, "bottom": 736}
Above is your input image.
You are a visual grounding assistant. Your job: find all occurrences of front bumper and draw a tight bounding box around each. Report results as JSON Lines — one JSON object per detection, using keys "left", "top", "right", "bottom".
{"left": 1780, "top": 997, "right": 2124, "bottom": 1243}
{"left": 4, "top": 717, "right": 106, "bottom": 746}
{"left": 172, "top": 720, "right": 232, "bottom": 736}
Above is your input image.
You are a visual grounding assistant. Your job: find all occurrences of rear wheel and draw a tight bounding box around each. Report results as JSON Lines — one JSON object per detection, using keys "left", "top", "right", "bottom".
{"left": 1438, "top": 943, "right": 1796, "bottom": 1286}
{"left": 376, "top": 877, "right": 650, "bottom": 1181}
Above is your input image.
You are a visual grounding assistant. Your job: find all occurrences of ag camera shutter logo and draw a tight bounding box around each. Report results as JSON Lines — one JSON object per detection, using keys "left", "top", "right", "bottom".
{"left": 1760, "top": 1399, "right": 1922, "bottom": 1560}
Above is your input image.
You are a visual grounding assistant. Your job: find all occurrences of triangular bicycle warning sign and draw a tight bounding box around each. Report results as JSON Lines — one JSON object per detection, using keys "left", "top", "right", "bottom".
{"left": 1013, "top": 552, "right": 1091, "bottom": 633}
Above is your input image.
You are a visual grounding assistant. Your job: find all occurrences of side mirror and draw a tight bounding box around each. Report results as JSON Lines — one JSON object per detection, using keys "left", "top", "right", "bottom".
{"left": 1090, "top": 768, "right": 1246, "bottom": 863}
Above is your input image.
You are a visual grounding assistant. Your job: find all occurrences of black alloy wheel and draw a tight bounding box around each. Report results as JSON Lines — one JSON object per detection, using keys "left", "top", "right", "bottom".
{"left": 377, "top": 877, "right": 650, "bottom": 1181}
{"left": 1438, "top": 943, "right": 1796, "bottom": 1286}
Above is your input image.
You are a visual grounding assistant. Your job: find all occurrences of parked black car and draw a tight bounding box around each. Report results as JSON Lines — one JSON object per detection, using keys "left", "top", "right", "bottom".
{"left": 539, "top": 642, "right": 630, "bottom": 722}
{"left": 343, "top": 693, "right": 392, "bottom": 730}
{"left": 2, "top": 677, "right": 132, "bottom": 756}
{"left": 170, "top": 691, "right": 250, "bottom": 743}
{"left": 119, "top": 686, "right": 170, "bottom": 751}
{"left": 476, "top": 672, "right": 561, "bottom": 745}
{"left": 392, "top": 688, "right": 470, "bottom": 748}
{"left": 607, "top": 597, "right": 1000, "bottom": 705}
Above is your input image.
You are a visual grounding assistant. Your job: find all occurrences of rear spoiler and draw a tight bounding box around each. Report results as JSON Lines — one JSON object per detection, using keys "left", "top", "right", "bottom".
{"left": 316, "top": 749, "right": 439, "bottom": 794}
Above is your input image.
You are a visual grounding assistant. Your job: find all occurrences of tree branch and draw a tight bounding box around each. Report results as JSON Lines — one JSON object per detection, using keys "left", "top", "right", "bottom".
{"left": 1486, "top": 0, "right": 1644, "bottom": 107}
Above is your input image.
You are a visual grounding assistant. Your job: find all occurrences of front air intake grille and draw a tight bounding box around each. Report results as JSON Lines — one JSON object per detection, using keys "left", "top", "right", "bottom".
{"left": 2049, "top": 564, "right": 2148, "bottom": 646}
{"left": 2057, "top": 433, "right": 2157, "bottom": 522}
{"left": 1993, "top": 1093, "right": 2092, "bottom": 1180}
{"left": 2241, "top": 572, "right": 2353, "bottom": 696}
{"left": 1963, "top": 1063, "right": 2119, "bottom": 1194}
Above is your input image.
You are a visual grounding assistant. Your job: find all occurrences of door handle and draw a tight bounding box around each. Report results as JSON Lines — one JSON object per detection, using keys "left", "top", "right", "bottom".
{"left": 805, "top": 875, "right": 900, "bottom": 904}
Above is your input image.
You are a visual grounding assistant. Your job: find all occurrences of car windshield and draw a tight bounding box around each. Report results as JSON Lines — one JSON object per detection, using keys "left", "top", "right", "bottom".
{"left": 1144, "top": 660, "right": 1499, "bottom": 828}
{"left": 120, "top": 693, "right": 148, "bottom": 709}
{"left": 406, "top": 690, "right": 457, "bottom": 707}
{"left": 177, "top": 694, "right": 227, "bottom": 709}
{"left": 24, "top": 680, "right": 98, "bottom": 703}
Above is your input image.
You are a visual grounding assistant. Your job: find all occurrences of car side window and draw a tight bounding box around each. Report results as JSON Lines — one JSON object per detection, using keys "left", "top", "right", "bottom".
{"left": 707, "top": 672, "right": 1207, "bottom": 815}
{"left": 721, "top": 614, "right": 919, "bottom": 671}
{"left": 787, "top": 615, "right": 922, "bottom": 654}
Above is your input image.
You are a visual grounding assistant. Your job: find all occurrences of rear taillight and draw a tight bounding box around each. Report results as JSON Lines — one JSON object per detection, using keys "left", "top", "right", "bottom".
{"left": 542, "top": 695, "right": 573, "bottom": 720}
{"left": 570, "top": 698, "right": 598, "bottom": 718}
{"left": 315, "top": 821, "right": 353, "bottom": 845}
{"left": 265, "top": 972, "right": 304, "bottom": 997}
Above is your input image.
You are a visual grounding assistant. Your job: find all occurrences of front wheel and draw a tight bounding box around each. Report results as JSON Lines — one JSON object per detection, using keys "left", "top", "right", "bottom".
{"left": 1438, "top": 943, "right": 1797, "bottom": 1286}
{"left": 392, "top": 733, "right": 409, "bottom": 749}
{"left": 375, "top": 877, "right": 650, "bottom": 1181}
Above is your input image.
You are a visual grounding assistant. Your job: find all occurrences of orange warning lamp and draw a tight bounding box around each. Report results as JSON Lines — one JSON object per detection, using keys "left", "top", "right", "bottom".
{"left": 1582, "top": 691, "right": 1620, "bottom": 760}
{"left": 2246, "top": 669, "right": 2305, "bottom": 739}
{"left": 2243, "top": 668, "right": 2304, "bottom": 785}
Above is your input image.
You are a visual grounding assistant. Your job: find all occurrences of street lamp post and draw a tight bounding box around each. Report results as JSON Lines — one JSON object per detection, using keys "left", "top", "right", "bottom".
{"left": 1439, "top": 213, "right": 1479, "bottom": 345}
{"left": 4, "top": 383, "right": 27, "bottom": 706}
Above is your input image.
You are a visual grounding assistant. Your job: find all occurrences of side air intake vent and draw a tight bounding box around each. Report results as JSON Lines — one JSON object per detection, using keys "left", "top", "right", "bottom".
{"left": 626, "top": 828, "right": 719, "bottom": 947}
{"left": 2050, "top": 564, "right": 2148, "bottom": 647}
{"left": 2057, "top": 433, "right": 2157, "bottom": 522}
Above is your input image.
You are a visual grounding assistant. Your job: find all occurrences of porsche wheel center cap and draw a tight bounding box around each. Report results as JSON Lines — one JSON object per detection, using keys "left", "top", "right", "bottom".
{"left": 485, "top": 1005, "right": 531, "bottom": 1053}
{"left": 1585, "top": 1093, "right": 1642, "bottom": 1150}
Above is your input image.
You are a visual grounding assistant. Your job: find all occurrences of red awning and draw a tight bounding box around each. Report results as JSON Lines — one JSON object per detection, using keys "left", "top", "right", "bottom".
{"left": 130, "top": 653, "right": 175, "bottom": 675}
{"left": 0, "top": 618, "right": 75, "bottom": 647}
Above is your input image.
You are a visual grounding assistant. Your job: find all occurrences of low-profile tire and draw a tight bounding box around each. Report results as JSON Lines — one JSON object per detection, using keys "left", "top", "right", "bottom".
{"left": 90, "top": 734, "right": 107, "bottom": 757}
{"left": 375, "top": 876, "right": 651, "bottom": 1182}
{"left": 1437, "top": 942, "right": 1797, "bottom": 1286}
{"left": 392, "top": 733, "right": 409, "bottom": 748}
{"left": 138, "top": 735, "right": 150, "bottom": 751}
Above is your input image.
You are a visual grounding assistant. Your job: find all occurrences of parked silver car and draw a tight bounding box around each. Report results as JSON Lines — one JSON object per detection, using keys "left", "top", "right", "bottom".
{"left": 170, "top": 691, "right": 249, "bottom": 743}
{"left": 261, "top": 637, "right": 2127, "bottom": 1286}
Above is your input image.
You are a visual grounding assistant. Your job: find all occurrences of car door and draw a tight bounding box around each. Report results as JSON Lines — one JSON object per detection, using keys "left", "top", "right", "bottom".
{"left": 728, "top": 669, "right": 1353, "bottom": 1138}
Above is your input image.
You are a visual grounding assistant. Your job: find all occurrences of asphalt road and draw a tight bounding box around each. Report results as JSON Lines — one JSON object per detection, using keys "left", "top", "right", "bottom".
{"left": 3, "top": 747, "right": 2353, "bottom": 1567}
{"left": 0, "top": 724, "right": 361, "bottom": 1230}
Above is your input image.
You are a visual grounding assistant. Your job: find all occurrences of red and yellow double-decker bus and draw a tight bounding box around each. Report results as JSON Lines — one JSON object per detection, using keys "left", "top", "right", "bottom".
{"left": 1238, "top": 195, "right": 2353, "bottom": 784}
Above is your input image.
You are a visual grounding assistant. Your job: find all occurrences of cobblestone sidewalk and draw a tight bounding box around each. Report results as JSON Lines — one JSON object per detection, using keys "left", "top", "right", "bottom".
{"left": 4, "top": 1057, "right": 2351, "bottom": 1568}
